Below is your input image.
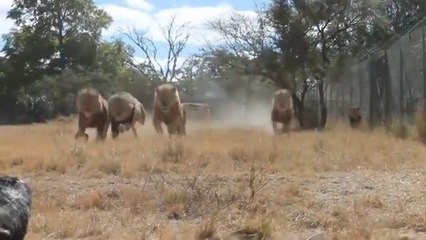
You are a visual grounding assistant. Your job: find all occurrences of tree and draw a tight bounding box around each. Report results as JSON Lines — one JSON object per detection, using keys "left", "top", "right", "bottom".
{"left": 122, "top": 15, "right": 190, "bottom": 84}
{"left": 204, "top": 11, "right": 274, "bottom": 115}
{"left": 205, "top": 8, "right": 320, "bottom": 127}
{"left": 2, "top": 0, "right": 112, "bottom": 85}
{"left": 374, "top": 0, "right": 426, "bottom": 34}
{"left": 266, "top": 0, "right": 372, "bottom": 129}
{"left": 95, "top": 39, "right": 134, "bottom": 76}
{"left": 266, "top": 0, "right": 318, "bottom": 128}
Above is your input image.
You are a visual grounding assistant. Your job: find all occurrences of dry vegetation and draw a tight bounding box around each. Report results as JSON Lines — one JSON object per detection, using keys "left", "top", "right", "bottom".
{"left": 2, "top": 116, "right": 426, "bottom": 239}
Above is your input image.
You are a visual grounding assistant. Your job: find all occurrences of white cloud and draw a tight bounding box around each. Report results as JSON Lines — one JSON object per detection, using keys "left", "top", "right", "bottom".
{"left": 148, "top": 3, "right": 256, "bottom": 45}
{"left": 0, "top": 0, "right": 14, "bottom": 35}
{"left": 100, "top": 4, "right": 154, "bottom": 36}
{"left": 125, "top": 0, "right": 154, "bottom": 11}
{"left": 101, "top": 2, "right": 257, "bottom": 46}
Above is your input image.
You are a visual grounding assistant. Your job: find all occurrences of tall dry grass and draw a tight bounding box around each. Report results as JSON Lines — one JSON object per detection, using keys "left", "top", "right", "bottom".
{"left": 1, "top": 117, "right": 426, "bottom": 239}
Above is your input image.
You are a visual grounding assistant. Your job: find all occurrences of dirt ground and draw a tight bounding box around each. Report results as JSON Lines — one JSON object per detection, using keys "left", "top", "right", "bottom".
{"left": 1, "top": 117, "right": 426, "bottom": 240}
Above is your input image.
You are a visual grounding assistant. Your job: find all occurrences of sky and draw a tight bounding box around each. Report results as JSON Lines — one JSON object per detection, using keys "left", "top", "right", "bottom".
{"left": 0, "top": 0, "right": 268, "bottom": 68}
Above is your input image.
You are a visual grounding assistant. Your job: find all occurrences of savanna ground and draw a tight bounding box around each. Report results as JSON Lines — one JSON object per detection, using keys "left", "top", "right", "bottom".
{"left": 2, "top": 115, "right": 426, "bottom": 240}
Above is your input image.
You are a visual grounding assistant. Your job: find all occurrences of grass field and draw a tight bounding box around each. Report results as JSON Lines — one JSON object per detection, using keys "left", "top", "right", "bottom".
{"left": 2, "top": 116, "right": 426, "bottom": 239}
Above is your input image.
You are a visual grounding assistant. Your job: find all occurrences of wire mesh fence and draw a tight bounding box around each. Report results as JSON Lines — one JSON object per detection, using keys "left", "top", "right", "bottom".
{"left": 326, "top": 18, "right": 426, "bottom": 127}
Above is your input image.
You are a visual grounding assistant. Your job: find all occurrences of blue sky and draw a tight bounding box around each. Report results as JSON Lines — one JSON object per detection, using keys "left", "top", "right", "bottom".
{"left": 0, "top": 0, "right": 267, "bottom": 67}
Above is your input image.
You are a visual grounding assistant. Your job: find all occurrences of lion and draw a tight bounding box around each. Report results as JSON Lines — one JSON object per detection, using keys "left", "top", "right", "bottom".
{"left": 108, "top": 92, "right": 146, "bottom": 139}
{"left": 271, "top": 88, "right": 294, "bottom": 134}
{"left": 348, "top": 106, "right": 362, "bottom": 128}
{"left": 75, "top": 87, "right": 110, "bottom": 141}
{"left": 152, "top": 84, "right": 186, "bottom": 137}
{"left": 182, "top": 103, "right": 211, "bottom": 121}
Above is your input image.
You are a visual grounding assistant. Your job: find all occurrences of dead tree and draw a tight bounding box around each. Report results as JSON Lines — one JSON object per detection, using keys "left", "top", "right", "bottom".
{"left": 122, "top": 15, "right": 190, "bottom": 83}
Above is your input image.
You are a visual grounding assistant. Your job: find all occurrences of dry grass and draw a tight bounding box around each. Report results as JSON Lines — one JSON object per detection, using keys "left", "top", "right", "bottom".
{"left": 2, "top": 117, "right": 426, "bottom": 239}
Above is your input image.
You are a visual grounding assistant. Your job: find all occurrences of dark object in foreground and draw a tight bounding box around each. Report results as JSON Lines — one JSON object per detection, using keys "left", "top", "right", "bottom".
{"left": 0, "top": 176, "right": 32, "bottom": 240}
{"left": 349, "top": 107, "right": 362, "bottom": 128}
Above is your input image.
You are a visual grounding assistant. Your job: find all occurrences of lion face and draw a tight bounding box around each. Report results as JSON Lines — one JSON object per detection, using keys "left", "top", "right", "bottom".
{"left": 349, "top": 107, "right": 361, "bottom": 118}
{"left": 77, "top": 91, "right": 103, "bottom": 117}
{"left": 155, "top": 85, "right": 180, "bottom": 113}
{"left": 273, "top": 90, "right": 293, "bottom": 112}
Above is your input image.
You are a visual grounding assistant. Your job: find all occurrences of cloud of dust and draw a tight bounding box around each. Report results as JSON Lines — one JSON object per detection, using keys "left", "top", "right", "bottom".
{"left": 191, "top": 78, "right": 280, "bottom": 131}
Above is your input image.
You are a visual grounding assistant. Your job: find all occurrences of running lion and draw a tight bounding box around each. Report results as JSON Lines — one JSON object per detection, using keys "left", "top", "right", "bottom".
{"left": 152, "top": 84, "right": 186, "bottom": 137}
{"left": 75, "top": 87, "right": 110, "bottom": 141}
{"left": 271, "top": 88, "right": 294, "bottom": 134}
{"left": 108, "top": 92, "right": 146, "bottom": 139}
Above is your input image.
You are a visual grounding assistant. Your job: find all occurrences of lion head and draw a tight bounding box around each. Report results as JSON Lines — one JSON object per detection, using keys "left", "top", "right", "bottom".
{"left": 272, "top": 89, "right": 293, "bottom": 112}
{"left": 154, "top": 84, "right": 181, "bottom": 113}
{"left": 76, "top": 88, "right": 104, "bottom": 118}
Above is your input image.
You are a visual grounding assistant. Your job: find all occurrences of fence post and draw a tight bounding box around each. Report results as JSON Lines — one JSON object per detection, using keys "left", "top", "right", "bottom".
{"left": 423, "top": 25, "right": 426, "bottom": 114}
{"left": 336, "top": 83, "right": 339, "bottom": 118}
{"left": 422, "top": 26, "right": 426, "bottom": 121}
{"left": 348, "top": 67, "right": 352, "bottom": 106}
{"left": 383, "top": 51, "right": 392, "bottom": 124}
{"left": 359, "top": 63, "right": 362, "bottom": 110}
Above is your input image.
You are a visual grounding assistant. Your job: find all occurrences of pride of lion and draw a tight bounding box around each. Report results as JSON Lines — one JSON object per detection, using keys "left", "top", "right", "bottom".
{"left": 74, "top": 84, "right": 361, "bottom": 140}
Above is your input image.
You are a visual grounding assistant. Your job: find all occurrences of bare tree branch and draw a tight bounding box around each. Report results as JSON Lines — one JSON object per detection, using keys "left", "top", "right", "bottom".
{"left": 161, "top": 15, "right": 191, "bottom": 82}
{"left": 120, "top": 14, "right": 190, "bottom": 83}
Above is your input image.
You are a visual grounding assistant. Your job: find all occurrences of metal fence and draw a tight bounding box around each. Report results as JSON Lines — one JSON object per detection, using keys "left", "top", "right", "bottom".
{"left": 326, "top": 18, "right": 426, "bottom": 127}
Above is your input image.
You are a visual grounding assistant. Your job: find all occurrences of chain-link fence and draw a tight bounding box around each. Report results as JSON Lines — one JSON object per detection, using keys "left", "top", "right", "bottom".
{"left": 326, "top": 17, "right": 426, "bottom": 127}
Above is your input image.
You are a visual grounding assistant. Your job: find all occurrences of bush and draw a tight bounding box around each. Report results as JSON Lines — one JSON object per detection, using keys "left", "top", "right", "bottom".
{"left": 15, "top": 92, "right": 55, "bottom": 123}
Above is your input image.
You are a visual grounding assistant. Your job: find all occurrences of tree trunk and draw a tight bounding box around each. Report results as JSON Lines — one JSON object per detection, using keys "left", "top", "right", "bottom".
{"left": 292, "top": 93, "right": 304, "bottom": 129}
{"left": 301, "top": 68, "right": 308, "bottom": 105}
{"left": 318, "top": 78, "right": 327, "bottom": 129}
{"left": 57, "top": 7, "right": 65, "bottom": 69}
{"left": 318, "top": 40, "right": 329, "bottom": 130}
{"left": 289, "top": 70, "right": 305, "bottom": 129}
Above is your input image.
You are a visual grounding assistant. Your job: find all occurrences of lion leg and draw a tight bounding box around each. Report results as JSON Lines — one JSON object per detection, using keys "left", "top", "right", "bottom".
{"left": 166, "top": 123, "right": 178, "bottom": 138}
{"left": 75, "top": 113, "right": 89, "bottom": 141}
{"left": 102, "top": 118, "right": 111, "bottom": 140}
{"left": 153, "top": 118, "right": 164, "bottom": 135}
{"left": 110, "top": 119, "right": 120, "bottom": 139}
{"left": 282, "top": 122, "right": 290, "bottom": 134}
{"left": 181, "top": 112, "right": 187, "bottom": 136}
{"left": 176, "top": 125, "right": 184, "bottom": 137}
{"left": 131, "top": 123, "right": 138, "bottom": 138}
{"left": 75, "top": 129, "right": 89, "bottom": 141}
{"left": 272, "top": 121, "right": 279, "bottom": 135}
{"left": 95, "top": 116, "right": 109, "bottom": 142}
{"left": 177, "top": 118, "right": 186, "bottom": 137}
{"left": 96, "top": 124, "right": 106, "bottom": 142}
{"left": 74, "top": 125, "right": 86, "bottom": 139}
{"left": 179, "top": 123, "right": 186, "bottom": 136}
